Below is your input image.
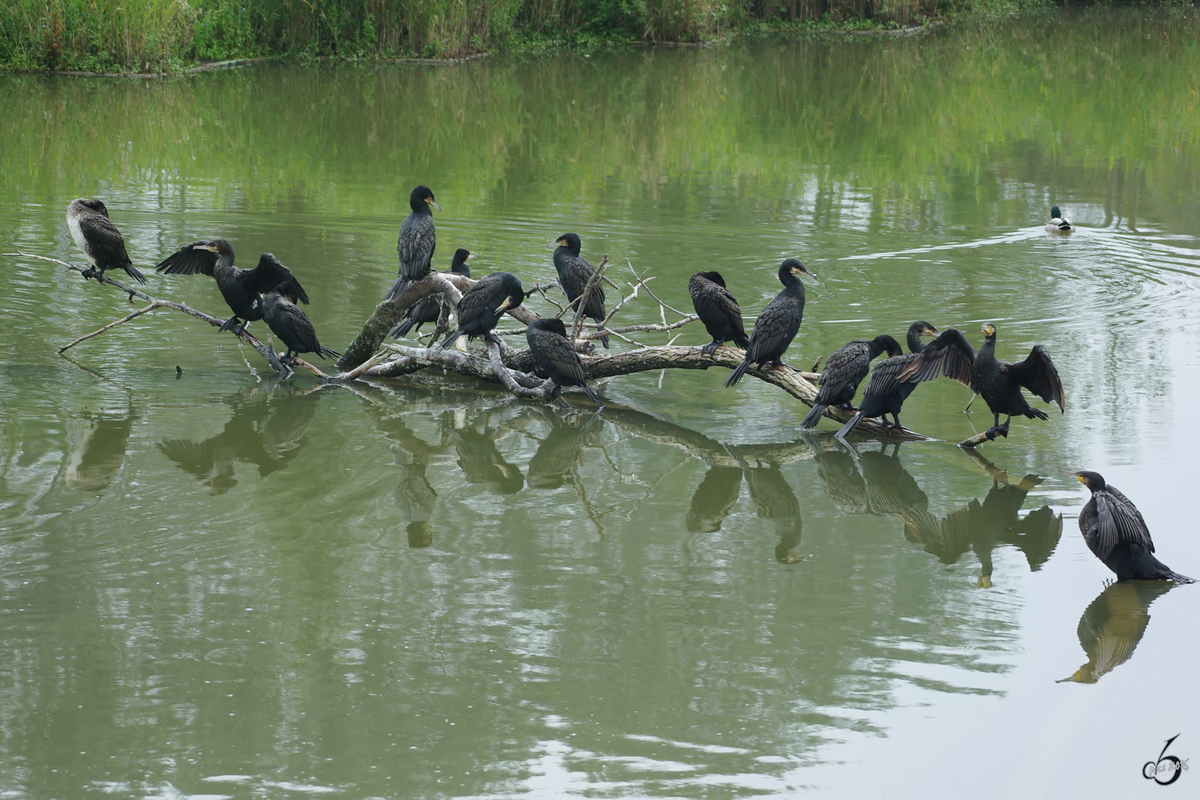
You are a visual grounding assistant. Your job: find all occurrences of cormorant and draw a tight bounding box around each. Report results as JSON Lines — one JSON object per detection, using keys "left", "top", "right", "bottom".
{"left": 1073, "top": 471, "right": 1193, "bottom": 583}
{"left": 801, "top": 334, "right": 903, "bottom": 428}
{"left": 526, "top": 318, "right": 603, "bottom": 409}
{"left": 689, "top": 271, "right": 749, "bottom": 356}
{"left": 66, "top": 198, "right": 147, "bottom": 284}
{"left": 262, "top": 281, "right": 340, "bottom": 364}
{"left": 834, "top": 321, "right": 939, "bottom": 439}
{"left": 899, "top": 322, "right": 1065, "bottom": 439}
{"left": 390, "top": 248, "right": 472, "bottom": 339}
{"left": 1046, "top": 206, "right": 1073, "bottom": 233}
{"left": 386, "top": 185, "right": 440, "bottom": 300}
{"left": 155, "top": 239, "right": 309, "bottom": 334}
{"left": 551, "top": 233, "right": 609, "bottom": 348}
{"left": 724, "top": 258, "right": 813, "bottom": 387}
{"left": 441, "top": 271, "right": 526, "bottom": 348}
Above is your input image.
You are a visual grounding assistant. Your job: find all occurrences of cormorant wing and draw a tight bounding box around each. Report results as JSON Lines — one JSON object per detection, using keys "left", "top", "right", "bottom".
{"left": 861, "top": 353, "right": 916, "bottom": 398}
{"left": 399, "top": 216, "right": 436, "bottom": 275}
{"left": 1004, "top": 345, "right": 1065, "bottom": 412}
{"left": 249, "top": 253, "right": 309, "bottom": 304}
{"left": 78, "top": 211, "right": 131, "bottom": 265}
{"left": 154, "top": 241, "right": 218, "bottom": 276}
{"left": 541, "top": 332, "right": 588, "bottom": 385}
{"left": 896, "top": 328, "right": 976, "bottom": 387}
{"left": 1093, "top": 490, "right": 1155, "bottom": 560}
{"left": 747, "top": 297, "right": 801, "bottom": 361}
{"left": 693, "top": 283, "right": 746, "bottom": 336}
{"left": 454, "top": 278, "right": 496, "bottom": 327}
{"left": 819, "top": 340, "right": 870, "bottom": 388}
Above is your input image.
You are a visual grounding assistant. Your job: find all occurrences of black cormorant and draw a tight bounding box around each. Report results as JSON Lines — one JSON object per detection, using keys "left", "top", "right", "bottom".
{"left": 386, "top": 185, "right": 440, "bottom": 300}
{"left": 899, "top": 322, "right": 1065, "bottom": 439}
{"left": 526, "top": 318, "right": 603, "bottom": 409}
{"left": 262, "top": 281, "right": 340, "bottom": 364}
{"left": 154, "top": 239, "right": 309, "bottom": 334}
{"left": 834, "top": 321, "right": 939, "bottom": 439}
{"left": 66, "top": 198, "right": 147, "bottom": 284}
{"left": 441, "top": 271, "right": 526, "bottom": 348}
{"left": 1073, "top": 471, "right": 1193, "bottom": 583}
{"left": 689, "top": 271, "right": 749, "bottom": 356}
{"left": 390, "top": 248, "right": 472, "bottom": 338}
{"left": 551, "top": 233, "right": 609, "bottom": 348}
{"left": 801, "top": 334, "right": 903, "bottom": 428}
{"left": 724, "top": 258, "right": 813, "bottom": 387}
{"left": 1046, "top": 206, "right": 1073, "bottom": 233}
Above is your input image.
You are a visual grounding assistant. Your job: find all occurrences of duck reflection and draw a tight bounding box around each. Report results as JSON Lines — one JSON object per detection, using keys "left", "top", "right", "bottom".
{"left": 66, "top": 411, "right": 136, "bottom": 492}
{"left": 745, "top": 465, "right": 805, "bottom": 564}
{"left": 158, "top": 386, "right": 321, "bottom": 494}
{"left": 1059, "top": 581, "right": 1178, "bottom": 684}
{"left": 686, "top": 466, "right": 743, "bottom": 532}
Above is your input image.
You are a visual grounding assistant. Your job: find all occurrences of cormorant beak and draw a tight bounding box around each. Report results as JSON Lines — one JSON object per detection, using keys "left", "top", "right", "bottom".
{"left": 425, "top": 197, "right": 441, "bottom": 212}
{"left": 922, "top": 326, "right": 938, "bottom": 337}
{"left": 194, "top": 243, "right": 218, "bottom": 253}
{"left": 792, "top": 264, "right": 816, "bottom": 281}
{"left": 495, "top": 297, "right": 516, "bottom": 315}
{"left": 546, "top": 238, "right": 567, "bottom": 250}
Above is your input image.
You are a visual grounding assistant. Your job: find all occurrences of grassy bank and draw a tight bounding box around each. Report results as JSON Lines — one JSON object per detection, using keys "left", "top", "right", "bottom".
{"left": 0, "top": 0, "right": 1011, "bottom": 73}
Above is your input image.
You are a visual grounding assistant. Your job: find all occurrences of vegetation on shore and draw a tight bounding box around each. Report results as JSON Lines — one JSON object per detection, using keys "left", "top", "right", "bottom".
{"left": 0, "top": 0, "right": 1056, "bottom": 74}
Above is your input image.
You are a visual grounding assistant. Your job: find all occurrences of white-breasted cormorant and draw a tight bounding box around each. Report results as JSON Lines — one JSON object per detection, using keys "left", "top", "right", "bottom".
{"left": 154, "top": 239, "right": 309, "bottom": 334}
{"left": 802, "top": 333, "right": 903, "bottom": 428}
{"left": 551, "top": 233, "right": 609, "bottom": 348}
{"left": 386, "top": 185, "right": 440, "bottom": 300}
{"left": 526, "top": 318, "right": 603, "bottom": 409}
{"left": 724, "top": 258, "right": 813, "bottom": 387}
{"left": 834, "top": 321, "right": 939, "bottom": 439}
{"left": 390, "top": 248, "right": 471, "bottom": 338}
{"left": 689, "top": 271, "right": 749, "bottom": 356}
{"left": 1073, "top": 471, "right": 1192, "bottom": 583}
{"left": 66, "top": 198, "right": 147, "bottom": 284}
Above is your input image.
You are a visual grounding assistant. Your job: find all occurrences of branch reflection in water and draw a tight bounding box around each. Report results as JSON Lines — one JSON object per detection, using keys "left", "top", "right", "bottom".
{"left": 66, "top": 410, "right": 136, "bottom": 493}
{"left": 1059, "top": 580, "right": 1179, "bottom": 684}
{"left": 811, "top": 438, "right": 1062, "bottom": 586}
{"left": 157, "top": 382, "right": 324, "bottom": 494}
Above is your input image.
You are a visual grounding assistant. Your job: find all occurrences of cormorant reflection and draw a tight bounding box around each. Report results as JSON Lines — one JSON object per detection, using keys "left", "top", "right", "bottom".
{"left": 451, "top": 414, "right": 524, "bottom": 495}
{"left": 66, "top": 412, "right": 135, "bottom": 492}
{"left": 1059, "top": 581, "right": 1178, "bottom": 684}
{"left": 527, "top": 412, "right": 600, "bottom": 490}
{"left": 745, "top": 466, "right": 804, "bottom": 563}
{"left": 686, "top": 466, "right": 742, "bottom": 532}
{"left": 158, "top": 387, "right": 321, "bottom": 494}
{"left": 376, "top": 413, "right": 450, "bottom": 548}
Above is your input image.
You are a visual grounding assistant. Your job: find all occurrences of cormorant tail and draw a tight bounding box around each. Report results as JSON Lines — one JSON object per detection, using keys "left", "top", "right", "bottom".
{"left": 390, "top": 316, "right": 417, "bottom": 338}
{"left": 835, "top": 411, "right": 865, "bottom": 440}
{"left": 801, "top": 403, "right": 827, "bottom": 429}
{"left": 724, "top": 357, "right": 751, "bottom": 387}
{"left": 122, "top": 264, "right": 149, "bottom": 284}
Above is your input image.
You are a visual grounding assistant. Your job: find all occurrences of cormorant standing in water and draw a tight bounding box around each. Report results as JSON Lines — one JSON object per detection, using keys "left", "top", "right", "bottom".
{"left": 66, "top": 198, "right": 148, "bottom": 284}
{"left": 724, "top": 258, "right": 813, "bottom": 387}
{"left": 1073, "top": 471, "right": 1193, "bottom": 583}
{"left": 390, "top": 248, "right": 472, "bottom": 338}
{"left": 155, "top": 240, "right": 309, "bottom": 334}
{"left": 526, "top": 318, "right": 603, "bottom": 410}
{"left": 262, "top": 281, "right": 340, "bottom": 364}
{"left": 801, "top": 334, "right": 903, "bottom": 428}
{"left": 551, "top": 233, "right": 609, "bottom": 348}
{"left": 386, "top": 185, "right": 440, "bottom": 300}
{"left": 441, "top": 272, "right": 526, "bottom": 348}
{"left": 1046, "top": 206, "right": 1073, "bottom": 233}
{"left": 689, "top": 271, "right": 749, "bottom": 356}
{"left": 899, "top": 322, "right": 1064, "bottom": 439}
{"left": 834, "top": 321, "right": 939, "bottom": 439}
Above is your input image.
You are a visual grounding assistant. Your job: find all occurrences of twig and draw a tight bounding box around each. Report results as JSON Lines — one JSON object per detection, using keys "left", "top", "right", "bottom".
{"left": 570, "top": 255, "right": 610, "bottom": 343}
{"left": 59, "top": 301, "right": 161, "bottom": 353}
{"left": 628, "top": 260, "right": 691, "bottom": 318}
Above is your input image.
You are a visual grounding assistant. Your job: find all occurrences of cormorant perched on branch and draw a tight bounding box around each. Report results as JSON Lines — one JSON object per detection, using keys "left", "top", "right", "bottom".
{"left": 154, "top": 239, "right": 309, "bottom": 334}
{"left": 898, "top": 322, "right": 1065, "bottom": 439}
{"left": 551, "top": 233, "right": 608, "bottom": 348}
{"left": 1073, "top": 471, "right": 1193, "bottom": 583}
{"left": 526, "top": 318, "right": 603, "bottom": 410}
{"left": 689, "top": 271, "right": 749, "bottom": 356}
{"left": 1046, "top": 206, "right": 1073, "bottom": 233}
{"left": 386, "top": 185, "right": 440, "bottom": 300}
{"left": 802, "top": 334, "right": 903, "bottom": 429}
{"left": 66, "top": 198, "right": 148, "bottom": 284}
{"left": 724, "top": 258, "right": 813, "bottom": 387}
{"left": 390, "top": 248, "right": 472, "bottom": 339}
{"left": 262, "top": 281, "right": 340, "bottom": 364}
{"left": 441, "top": 272, "right": 527, "bottom": 348}
{"left": 834, "top": 321, "right": 939, "bottom": 439}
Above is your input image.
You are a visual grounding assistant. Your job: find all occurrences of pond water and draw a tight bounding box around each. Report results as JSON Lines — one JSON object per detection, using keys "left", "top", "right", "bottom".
{"left": 2, "top": 7, "right": 1199, "bottom": 798}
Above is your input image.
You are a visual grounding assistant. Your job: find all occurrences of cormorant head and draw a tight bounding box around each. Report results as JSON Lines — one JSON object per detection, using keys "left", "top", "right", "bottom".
{"left": 875, "top": 334, "right": 904, "bottom": 358}
{"left": 274, "top": 280, "right": 302, "bottom": 304}
{"left": 694, "top": 271, "right": 726, "bottom": 288}
{"left": 1073, "top": 471, "right": 1107, "bottom": 492}
{"left": 782, "top": 258, "right": 813, "bottom": 277}
{"left": 494, "top": 272, "right": 526, "bottom": 315}
{"left": 195, "top": 239, "right": 235, "bottom": 259}
{"left": 550, "top": 233, "right": 582, "bottom": 255}
{"left": 980, "top": 322, "right": 997, "bottom": 340}
{"left": 409, "top": 185, "right": 440, "bottom": 213}
{"left": 74, "top": 198, "right": 110, "bottom": 217}
{"left": 530, "top": 317, "right": 569, "bottom": 338}
{"left": 451, "top": 249, "right": 472, "bottom": 275}
{"left": 911, "top": 321, "right": 938, "bottom": 338}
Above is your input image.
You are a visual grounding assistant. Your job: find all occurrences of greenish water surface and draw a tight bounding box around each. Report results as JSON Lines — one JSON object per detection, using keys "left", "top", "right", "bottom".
{"left": 1, "top": 8, "right": 1199, "bottom": 798}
